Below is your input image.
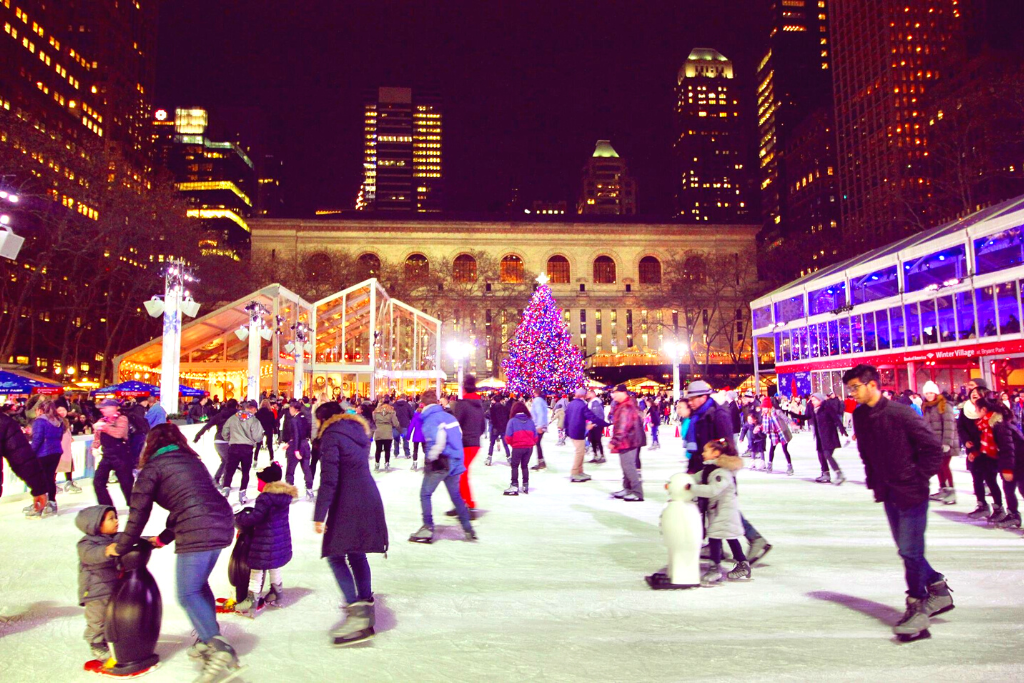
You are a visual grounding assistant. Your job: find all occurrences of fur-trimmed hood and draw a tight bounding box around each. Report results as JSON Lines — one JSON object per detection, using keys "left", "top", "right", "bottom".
{"left": 320, "top": 411, "right": 371, "bottom": 436}
{"left": 715, "top": 454, "right": 744, "bottom": 471}
{"left": 262, "top": 481, "right": 299, "bottom": 498}
{"left": 988, "top": 411, "right": 1005, "bottom": 428}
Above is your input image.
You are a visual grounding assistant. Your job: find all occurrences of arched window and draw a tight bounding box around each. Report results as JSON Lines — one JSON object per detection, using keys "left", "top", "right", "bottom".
{"left": 684, "top": 255, "right": 707, "bottom": 283}
{"left": 453, "top": 254, "right": 478, "bottom": 283}
{"left": 639, "top": 256, "right": 662, "bottom": 284}
{"left": 305, "top": 252, "right": 334, "bottom": 281}
{"left": 356, "top": 253, "right": 381, "bottom": 279}
{"left": 405, "top": 253, "right": 429, "bottom": 282}
{"left": 500, "top": 254, "right": 524, "bottom": 283}
{"left": 546, "top": 255, "right": 570, "bottom": 284}
{"left": 593, "top": 255, "right": 616, "bottom": 284}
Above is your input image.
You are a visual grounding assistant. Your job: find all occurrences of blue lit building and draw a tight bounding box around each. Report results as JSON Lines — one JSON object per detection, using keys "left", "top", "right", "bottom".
{"left": 751, "top": 195, "right": 1024, "bottom": 397}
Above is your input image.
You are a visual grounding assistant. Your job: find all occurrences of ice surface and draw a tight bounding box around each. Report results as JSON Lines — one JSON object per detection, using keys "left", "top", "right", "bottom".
{"left": 1, "top": 428, "right": 1024, "bottom": 682}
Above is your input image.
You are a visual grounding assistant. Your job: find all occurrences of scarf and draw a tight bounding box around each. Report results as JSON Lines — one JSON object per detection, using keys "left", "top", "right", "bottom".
{"left": 976, "top": 416, "right": 997, "bottom": 458}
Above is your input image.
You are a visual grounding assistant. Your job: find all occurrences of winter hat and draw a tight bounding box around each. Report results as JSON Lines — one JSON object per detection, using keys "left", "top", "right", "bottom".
{"left": 810, "top": 392, "right": 827, "bottom": 403}
{"left": 972, "top": 379, "right": 989, "bottom": 391}
{"left": 99, "top": 398, "right": 120, "bottom": 408}
{"left": 685, "top": 380, "right": 712, "bottom": 398}
{"left": 921, "top": 381, "right": 940, "bottom": 396}
{"left": 614, "top": 383, "right": 629, "bottom": 393}
{"left": 761, "top": 397, "right": 772, "bottom": 409}
{"left": 257, "top": 462, "right": 282, "bottom": 484}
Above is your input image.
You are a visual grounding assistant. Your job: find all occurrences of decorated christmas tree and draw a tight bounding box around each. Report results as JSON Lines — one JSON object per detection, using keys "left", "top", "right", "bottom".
{"left": 501, "top": 274, "right": 587, "bottom": 395}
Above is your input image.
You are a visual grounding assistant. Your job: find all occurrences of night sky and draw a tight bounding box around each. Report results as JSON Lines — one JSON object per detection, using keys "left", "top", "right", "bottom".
{"left": 157, "top": 1, "right": 769, "bottom": 217}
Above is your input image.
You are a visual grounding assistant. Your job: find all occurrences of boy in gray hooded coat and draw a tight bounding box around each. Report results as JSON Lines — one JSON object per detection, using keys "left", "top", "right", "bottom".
{"left": 76, "top": 504, "right": 120, "bottom": 661}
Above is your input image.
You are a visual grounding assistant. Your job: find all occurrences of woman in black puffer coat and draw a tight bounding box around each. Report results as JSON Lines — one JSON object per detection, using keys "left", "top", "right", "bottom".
{"left": 233, "top": 462, "right": 297, "bottom": 614}
{"left": 313, "top": 402, "right": 388, "bottom": 646}
{"left": 111, "top": 423, "right": 240, "bottom": 675}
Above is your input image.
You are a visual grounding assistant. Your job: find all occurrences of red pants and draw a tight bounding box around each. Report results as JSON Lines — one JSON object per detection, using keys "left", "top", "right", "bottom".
{"left": 460, "top": 446, "right": 479, "bottom": 509}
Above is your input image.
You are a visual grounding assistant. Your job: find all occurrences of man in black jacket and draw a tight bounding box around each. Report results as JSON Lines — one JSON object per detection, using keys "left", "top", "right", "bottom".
{"left": 451, "top": 375, "right": 486, "bottom": 516}
{"left": 486, "top": 396, "right": 511, "bottom": 463}
{"left": 286, "top": 400, "right": 315, "bottom": 500}
{"left": 0, "top": 413, "right": 48, "bottom": 510}
{"left": 253, "top": 400, "right": 278, "bottom": 469}
{"left": 392, "top": 395, "right": 415, "bottom": 458}
{"left": 808, "top": 393, "right": 848, "bottom": 484}
{"left": 844, "top": 364, "right": 950, "bottom": 640}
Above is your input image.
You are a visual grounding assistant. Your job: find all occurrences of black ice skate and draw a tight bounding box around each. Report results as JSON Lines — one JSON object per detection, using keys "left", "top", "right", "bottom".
{"left": 987, "top": 505, "right": 1007, "bottom": 525}
{"left": 967, "top": 502, "right": 991, "bottom": 519}
{"left": 996, "top": 511, "right": 1022, "bottom": 529}
{"left": 727, "top": 561, "right": 752, "bottom": 581}
{"left": 645, "top": 572, "right": 700, "bottom": 590}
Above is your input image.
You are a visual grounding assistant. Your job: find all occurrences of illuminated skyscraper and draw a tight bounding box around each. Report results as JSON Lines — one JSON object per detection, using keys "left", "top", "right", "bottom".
{"left": 831, "top": 0, "right": 964, "bottom": 250}
{"left": 577, "top": 140, "right": 637, "bottom": 215}
{"left": 356, "top": 87, "right": 442, "bottom": 212}
{"left": 673, "top": 48, "right": 748, "bottom": 223}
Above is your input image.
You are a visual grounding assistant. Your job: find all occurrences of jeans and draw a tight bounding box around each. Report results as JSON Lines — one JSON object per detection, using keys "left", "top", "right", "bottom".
{"left": 176, "top": 549, "right": 222, "bottom": 643}
{"left": 739, "top": 423, "right": 753, "bottom": 451}
{"left": 327, "top": 553, "right": 372, "bottom": 604}
{"left": 741, "top": 514, "right": 760, "bottom": 543}
{"left": 971, "top": 456, "right": 1002, "bottom": 507}
{"left": 617, "top": 447, "right": 642, "bottom": 497}
{"left": 510, "top": 447, "right": 532, "bottom": 487}
{"left": 459, "top": 446, "right": 479, "bottom": 509}
{"left": 535, "top": 431, "right": 545, "bottom": 461}
{"left": 488, "top": 430, "right": 510, "bottom": 458}
{"left": 222, "top": 444, "right": 254, "bottom": 492}
{"left": 651, "top": 424, "right": 659, "bottom": 444}
{"left": 394, "top": 428, "right": 411, "bottom": 457}
{"left": 420, "top": 467, "right": 472, "bottom": 531}
{"left": 817, "top": 447, "right": 841, "bottom": 474}
{"left": 94, "top": 454, "right": 134, "bottom": 507}
{"left": 286, "top": 441, "right": 313, "bottom": 489}
{"left": 883, "top": 499, "right": 942, "bottom": 599}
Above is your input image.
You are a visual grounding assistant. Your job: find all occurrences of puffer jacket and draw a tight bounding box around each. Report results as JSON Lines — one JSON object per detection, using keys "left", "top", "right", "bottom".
{"left": 392, "top": 399, "right": 415, "bottom": 430}
{"left": 609, "top": 397, "right": 645, "bottom": 453}
{"left": 76, "top": 505, "right": 119, "bottom": 605}
{"left": 408, "top": 410, "right": 425, "bottom": 443}
{"left": 488, "top": 400, "right": 510, "bottom": 435}
{"left": 690, "top": 398, "right": 737, "bottom": 474}
{"left": 221, "top": 411, "right": 265, "bottom": 447}
{"left": 452, "top": 393, "right": 486, "bottom": 447}
{"left": 986, "top": 413, "right": 1016, "bottom": 475}
{"left": 505, "top": 413, "right": 538, "bottom": 448}
{"left": 372, "top": 404, "right": 399, "bottom": 441}
{"left": 956, "top": 400, "right": 982, "bottom": 456}
{"left": 114, "top": 445, "right": 234, "bottom": 555}
{"left": 690, "top": 455, "right": 744, "bottom": 539}
{"left": 314, "top": 413, "right": 389, "bottom": 555}
{"left": 0, "top": 413, "right": 46, "bottom": 497}
{"left": 31, "top": 416, "right": 65, "bottom": 457}
{"left": 922, "top": 396, "right": 959, "bottom": 455}
{"left": 235, "top": 481, "right": 296, "bottom": 570}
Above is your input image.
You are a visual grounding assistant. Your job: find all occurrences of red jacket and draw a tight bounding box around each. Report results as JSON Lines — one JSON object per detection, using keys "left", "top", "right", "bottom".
{"left": 610, "top": 398, "right": 645, "bottom": 453}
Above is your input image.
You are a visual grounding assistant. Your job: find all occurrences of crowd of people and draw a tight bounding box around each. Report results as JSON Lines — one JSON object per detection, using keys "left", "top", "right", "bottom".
{"left": 3, "top": 365, "right": 1024, "bottom": 678}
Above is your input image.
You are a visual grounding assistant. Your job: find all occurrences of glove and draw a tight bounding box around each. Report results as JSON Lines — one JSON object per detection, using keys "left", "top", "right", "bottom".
{"left": 942, "top": 445, "right": 950, "bottom": 453}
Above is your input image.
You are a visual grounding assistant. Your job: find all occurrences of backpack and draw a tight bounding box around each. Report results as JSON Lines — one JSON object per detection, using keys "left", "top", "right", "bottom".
{"left": 126, "top": 409, "right": 150, "bottom": 438}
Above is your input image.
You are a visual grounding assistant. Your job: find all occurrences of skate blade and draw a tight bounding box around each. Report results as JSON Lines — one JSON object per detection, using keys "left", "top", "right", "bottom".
{"left": 84, "top": 660, "right": 160, "bottom": 677}
{"left": 332, "top": 630, "right": 376, "bottom": 648}
{"left": 895, "top": 629, "right": 931, "bottom": 642}
{"left": 211, "top": 664, "right": 248, "bottom": 682}
{"left": 930, "top": 603, "right": 955, "bottom": 617}
{"left": 408, "top": 537, "right": 434, "bottom": 543}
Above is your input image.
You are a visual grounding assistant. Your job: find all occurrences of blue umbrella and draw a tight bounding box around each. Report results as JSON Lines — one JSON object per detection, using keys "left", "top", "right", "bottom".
{"left": 92, "top": 380, "right": 206, "bottom": 397}
{"left": 0, "top": 370, "right": 62, "bottom": 394}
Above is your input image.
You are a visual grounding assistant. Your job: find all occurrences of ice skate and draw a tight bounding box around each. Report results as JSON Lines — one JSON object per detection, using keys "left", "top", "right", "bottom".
{"left": 611, "top": 489, "right": 628, "bottom": 499}
{"left": 967, "top": 502, "right": 990, "bottom": 519}
{"left": 90, "top": 645, "right": 110, "bottom": 661}
{"left": 996, "top": 511, "right": 1021, "bottom": 528}
{"left": 220, "top": 486, "right": 230, "bottom": 498}
{"left": 748, "top": 537, "right": 772, "bottom": 565}
{"left": 814, "top": 472, "right": 831, "bottom": 483}
{"left": 485, "top": 456, "right": 492, "bottom": 466}
{"left": 264, "top": 583, "right": 283, "bottom": 607}
{"left": 833, "top": 470, "right": 846, "bottom": 486}
{"left": 464, "top": 528, "right": 478, "bottom": 541}
{"left": 411, "top": 462, "right": 418, "bottom": 471}
{"left": 701, "top": 564, "right": 724, "bottom": 587}
{"left": 374, "top": 462, "right": 380, "bottom": 472}
{"left": 988, "top": 505, "right": 1007, "bottom": 524}
{"left": 622, "top": 492, "right": 643, "bottom": 502}
{"left": 194, "top": 636, "right": 245, "bottom": 682}
{"left": 570, "top": 473, "right": 592, "bottom": 482}
{"left": 233, "top": 591, "right": 264, "bottom": 618}
{"left": 786, "top": 465, "right": 794, "bottom": 476}
{"left": 727, "top": 561, "right": 752, "bottom": 581}
{"left": 306, "top": 488, "right": 315, "bottom": 502}
{"left": 893, "top": 596, "right": 931, "bottom": 641}
{"left": 924, "top": 578, "right": 954, "bottom": 616}
{"left": 408, "top": 525, "right": 434, "bottom": 543}
{"left": 521, "top": 482, "right": 529, "bottom": 494}
{"left": 64, "top": 480, "right": 83, "bottom": 494}
{"left": 187, "top": 639, "right": 212, "bottom": 661}
{"left": 940, "top": 487, "right": 956, "bottom": 505}
{"left": 238, "top": 491, "right": 248, "bottom": 506}
{"left": 385, "top": 463, "right": 391, "bottom": 472}
{"left": 929, "top": 490, "right": 946, "bottom": 502}
{"left": 332, "top": 600, "right": 375, "bottom": 647}
{"left": 766, "top": 462, "right": 773, "bottom": 473}
{"left": 530, "top": 460, "right": 546, "bottom": 471}
{"left": 503, "top": 485, "right": 519, "bottom": 496}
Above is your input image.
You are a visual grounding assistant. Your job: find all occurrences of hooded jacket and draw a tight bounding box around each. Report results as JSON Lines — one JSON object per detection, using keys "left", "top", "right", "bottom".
{"left": 392, "top": 399, "right": 415, "bottom": 430}
{"left": 922, "top": 395, "right": 958, "bottom": 455}
{"left": 851, "top": 396, "right": 943, "bottom": 509}
{"left": 222, "top": 411, "right": 265, "bottom": 447}
{"left": 505, "top": 412, "right": 538, "bottom": 448}
{"left": 452, "top": 393, "right": 486, "bottom": 447}
{"left": 372, "top": 404, "right": 400, "bottom": 441}
{"left": 235, "top": 480, "right": 297, "bottom": 569}
{"left": 114, "top": 445, "right": 234, "bottom": 555}
{"left": 314, "top": 414, "right": 389, "bottom": 555}
{"left": 488, "top": 400, "right": 510, "bottom": 435}
{"left": 689, "top": 455, "right": 744, "bottom": 539}
{"left": 76, "top": 505, "right": 119, "bottom": 605}
{"left": 421, "top": 403, "right": 465, "bottom": 476}
{"left": 0, "top": 413, "right": 46, "bottom": 496}
{"left": 31, "top": 416, "right": 65, "bottom": 458}
{"left": 610, "top": 397, "right": 645, "bottom": 453}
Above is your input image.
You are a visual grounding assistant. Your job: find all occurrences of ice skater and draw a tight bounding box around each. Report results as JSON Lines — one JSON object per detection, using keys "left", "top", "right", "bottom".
{"left": 504, "top": 401, "right": 537, "bottom": 495}
{"left": 688, "top": 438, "right": 751, "bottom": 586}
{"left": 921, "top": 381, "right": 958, "bottom": 506}
{"left": 808, "top": 392, "right": 847, "bottom": 484}
{"left": 761, "top": 398, "right": 794, "bottom": 475}
{"left": 843, "top": 364, "right": 952, "bottom": 641}
{"left": 586, "top": 390, "right": 607, "bottom": 463}
{"left": 220, "top": 400, "right": 265, "bottom": 505}
{"left": 76, "top": 505, "right": 120, "bottom": 662}
{"left": 409, "top": 389, "right": 477, "bottom": 542}
{"left": 609, "top": 384, "right": 645, "bottom": 502}
{"left": 233, "top": 463, "right": 297, "bottom": 617}
{"left": 747, "top": 413, "right": 766, "bottom": 470}
{"left": 564, "top": 387, "right": 607, "bottom": 483}
{"left": 285, "top": 400, "right": 315, "bottom": 501}
{"left": 91, "top": 399, "right": 135, "bottom": 508}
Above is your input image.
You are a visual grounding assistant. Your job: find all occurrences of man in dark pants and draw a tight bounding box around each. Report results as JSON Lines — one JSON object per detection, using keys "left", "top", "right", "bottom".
{"left": 220, "top": 400, "right": 265, "bottom": 506}
{"left": 844, "top": 364, "right": 950, "bottom": 640}
{"left": 486, "top": 396, "right": 511, "bottom": 464}
{"left": 286, "top": 400, "right": 315, "bottom": 500}
{"left": 253, "top": 399, "right": 278, "bottom": 469}
{"left": 0, "top": 412, "right": 48, "bottom": 511}
{"left": 393, "top": 394, "right": 415, "bottom": 458}
{"left": 91, "top": 399, "right": 135, "bottom": 506}
{"left": 808, "top": 393, "right": 847, "bottom": 484}
{"left": 686, "top": 381, "right": 772, "bottom": 563}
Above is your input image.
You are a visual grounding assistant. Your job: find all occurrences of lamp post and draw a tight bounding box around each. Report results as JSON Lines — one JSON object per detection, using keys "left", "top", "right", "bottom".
{"left": 291, "top": 322, "right": 310, "bottom": 399}
{"left": 663, "top": 339, "right": 687, "bottom": 403}
{"left": 447, "top": 340, "right": 472, "bottom": 399}
{"left": 144, "top": 259, "right": 200, "bottom": 416}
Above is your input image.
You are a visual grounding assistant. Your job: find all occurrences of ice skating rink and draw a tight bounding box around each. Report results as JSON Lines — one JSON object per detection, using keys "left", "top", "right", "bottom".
{"left": 1, "top": 428, "right": 1023, "bottom": 683}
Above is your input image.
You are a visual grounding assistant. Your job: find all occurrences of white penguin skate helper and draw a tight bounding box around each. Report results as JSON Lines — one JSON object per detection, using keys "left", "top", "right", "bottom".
{"left": 646, "top": 472, "right": 702, "bottom": 589}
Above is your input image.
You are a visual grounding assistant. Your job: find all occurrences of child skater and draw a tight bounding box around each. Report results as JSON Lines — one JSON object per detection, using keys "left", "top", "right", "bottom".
{"left": 408, "top": 404, "right": 425, "bottom": 471}
{"left": 503, "top": 401, "right": 538, "bottom": 496}
{"left": 233, "top": 462, "right": 296, "bottom": 617}
{"left": 688, "top": 438, "right": 752, "bottom": 586}
{"left": 747, "top": 413, "right": 767, "bottom": 470}
{"left": 76, "top": 505, "right": 120, "bottom": 662}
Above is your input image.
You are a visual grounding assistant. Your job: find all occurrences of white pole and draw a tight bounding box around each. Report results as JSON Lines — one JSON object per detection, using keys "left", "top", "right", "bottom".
{"left": 247, "top": 316, "right": 260, "bottom": 402}
{"left": 294, "top": 346, "right": 304, "bottom": 399}
{"left": 159, "top": 270, "right": 182, "bottom": 415}
{"left": 672, "top": 358, "right": 681, "bottom": 403}
{"left": 458, "top": 361, "right": 464, "bottom": 399}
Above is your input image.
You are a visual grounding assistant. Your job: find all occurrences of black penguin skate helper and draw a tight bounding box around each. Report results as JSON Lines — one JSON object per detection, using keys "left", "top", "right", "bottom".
{"left": 86, "top": 543, "right": 162, "bottom": 676}
{"left": 216, "top": 526, "right": 254, "bottom": 613}
{"left": 645, "top": 572, "right": 700, "bottom": 590}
